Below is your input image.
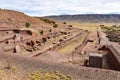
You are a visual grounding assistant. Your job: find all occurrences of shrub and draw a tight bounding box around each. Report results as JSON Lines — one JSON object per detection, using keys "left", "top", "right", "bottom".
{"left": 8, "top": 18, "right": 12, "bottom": 21}
{"left": 42, "top": 38, "right": 47, "bottom": 43}
{"left": 25, "top": 22, "right": 30, "bottom": 28}
{"left": 27, "top": 30, "right": 32, "bottom": 35}
{"left": 37, "top": 17, "right": 55, "bottom": 24}
{"left": 69, "top": 25, "right": 73, "bottom": 27}
{"left": 47, "top": 36, "right": 50, "bottom": 39}
{"left": 26, "top": 40, "right": 34, "bottom": 46}
{"left": 63, "top": 22, "right": 66, "bottom": 24}
{"left": 100, "top": 25, "right": 104, "bottom": 27}
{"left": 36, "top": 41, "right": 41, "bottom": 46}
{"left": 5, "top": 41, "right": 9, "bottom": 44}
{"left": 26, "top": 71, "right": 73, "bottom": 80}
{"left": 40, "top": 30, "right": 43, "bottom": 35}
{"left": 53, "top": 24, "right": 58, "bottom": 28}
{"left": 49, "top": 29, "right": 52, "bottom": 32}
{"left": 112, "top": 25, "right": 117, "bottom": 28}
{"left": 61, "top": 32, "right": 67, "bottom": 35}
{"left": 59, "top": 39, "right": 63, "bottom": 42}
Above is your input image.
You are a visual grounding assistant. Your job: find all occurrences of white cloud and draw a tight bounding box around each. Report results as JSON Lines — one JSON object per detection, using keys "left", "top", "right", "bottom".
{"left": 0, "top": 0, "right": 120, "bottom": 16}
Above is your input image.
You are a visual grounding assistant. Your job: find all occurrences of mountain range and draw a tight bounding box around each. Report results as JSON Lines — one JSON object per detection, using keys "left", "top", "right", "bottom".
{"left": 46, "top": 14, "right": 120, "bottom": 23}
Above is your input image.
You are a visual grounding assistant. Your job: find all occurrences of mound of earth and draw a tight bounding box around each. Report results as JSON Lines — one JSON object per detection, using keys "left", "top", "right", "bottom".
{"left": 0, "top": 9, "right": 82, "bottom": 55}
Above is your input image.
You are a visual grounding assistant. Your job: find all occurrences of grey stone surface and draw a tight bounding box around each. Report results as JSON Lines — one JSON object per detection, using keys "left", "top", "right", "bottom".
{"left": 89, "top": 53, "right": 103, "bottom": 68}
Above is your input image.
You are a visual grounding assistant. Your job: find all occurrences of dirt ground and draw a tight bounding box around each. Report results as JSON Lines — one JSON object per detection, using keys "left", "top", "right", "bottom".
{"left": 0, "top": 52, "right": 119, "bottom": 80}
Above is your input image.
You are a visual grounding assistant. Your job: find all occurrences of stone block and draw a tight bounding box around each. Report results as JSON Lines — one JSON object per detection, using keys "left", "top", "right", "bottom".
{"left": 89, "top": 53, "right": 103, "bottom": 68}
{"left": 14, "top": 45, "right": 21, "bottom": 53}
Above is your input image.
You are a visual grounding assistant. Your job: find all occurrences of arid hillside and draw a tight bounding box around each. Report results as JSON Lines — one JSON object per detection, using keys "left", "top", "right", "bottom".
{"left": 0, "top": 9, "right": 40, "bottom": 23}
{"left": 0, "top": 9, "right": 83, "bottom": 54}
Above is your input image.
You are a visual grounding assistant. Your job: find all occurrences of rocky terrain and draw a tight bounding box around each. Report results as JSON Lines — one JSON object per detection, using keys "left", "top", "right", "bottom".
{"left": 0, "top": 9, "right": 83, "bottom": 55}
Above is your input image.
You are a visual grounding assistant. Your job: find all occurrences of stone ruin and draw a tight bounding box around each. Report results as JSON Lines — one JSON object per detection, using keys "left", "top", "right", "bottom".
{"left": 89, "top": 53, "right": 103, "bottom": 68}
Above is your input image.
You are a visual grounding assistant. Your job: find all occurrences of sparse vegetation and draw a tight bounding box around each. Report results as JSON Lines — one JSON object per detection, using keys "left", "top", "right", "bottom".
{"left": 42, "top": 38, "right": 47, "bottom": 43}
{"left": 26, "top": 40, "right": 35, "bottom": 46}
{"left": 8, "top": 18, "right": 12, "bottom": 21}
{"left": 53, "top": 24, "right": 58, "bottom": 28}
{"left": 69, "top": 25, "right": 73, "bottom": 27}
{"left": 26, "top": 71, "right": 73, "bottom": 80}
{"left": 49, "top": 29, "right": 52, "bottom": 32}
{"left": 40, "top": 30, "right": 44, "bottom": 35}
{"left": 57, "top": 32, "right": 88, "bottom": 53}
{"left": 100, "top": 24, "right": 104, "bottom": 27}
{"left": 25, "top": 22, "right": 30, "bottom": 28}
{"left": 112, "top": 25, "right": 117, "bottom": 28}
{"left": 61, "top": 32, "right": 67, "bottom": 35}
{"left": 37, "top": 17, "right": 55, "bottom": 24}
{"left": 102, "top": 26, "right": 120, "bottom": 42}
{"left": 106, "top": 30, "right": 120, "bottom": 42}
{"left": 27, "top": 30, "right": 32, "bottom": 35}
{"left": 59, "top": 39, "right": 63, "bottom": 42}
{"left": 5, "top": 41, "right": 9, "bottom": 44}
{"left": 63, "top": 22, "right": 67, "bottom": 24}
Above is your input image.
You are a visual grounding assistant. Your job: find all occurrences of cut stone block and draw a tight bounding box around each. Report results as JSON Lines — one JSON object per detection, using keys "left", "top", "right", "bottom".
{"left": 89, "top": 53, "right": 103, "bottom": 68}
{"left": 14, "top": 45, "right": 21, "bottom": 53}
{"left": 15, "top": 34, "right": 21, "bottom": 42}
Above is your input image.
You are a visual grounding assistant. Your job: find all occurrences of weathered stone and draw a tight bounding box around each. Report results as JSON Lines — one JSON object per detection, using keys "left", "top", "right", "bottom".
{"left": 84, "top": 57, "right": 89, "bottom": 66}
{"left": 89, "top": 53, "right": 103, "bottom": 68}
{"left": 14, "top": 45, "right": 21, "bottom": 53}
{"left": 15, "top": 34, "right": 21, "bottom": 42}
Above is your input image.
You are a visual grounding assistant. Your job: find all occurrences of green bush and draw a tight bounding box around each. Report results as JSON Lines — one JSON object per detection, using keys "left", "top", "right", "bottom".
{"left": 112, "top": 25, "right": 117, "bottom": 28}
{"left": 100, "top": 25, "right": 104, "bottom": 27}
{"left": 69, "top": 25, "right": 72, "bottom": 27}
{"left": 42, "top": 38, "right": 47, "bottom": 43}
{"left": 37, "top": 17, "right": 55, "bottom": 24}
{"left": 63, "top": 22, "right": 66, "bottom": 24}
{"left": 25, "top": 22, "right": 30, "bottom": 28}
{"left": 40, "top": 30, "right": 43, "bottom": 35}
{"left": 27, "top": 30, "right": 32, "bottom": 35}
{"left": 106, "top": 30, "right": 120, "bottom": 42}
{"left": 53, "top": 24, "right": 58, "bottom": 28}
{"left": 49, "top": 29, "right": 52, "bottom": 32}
{"left": 8, "top": 18, "right": 12, "bottom": 21}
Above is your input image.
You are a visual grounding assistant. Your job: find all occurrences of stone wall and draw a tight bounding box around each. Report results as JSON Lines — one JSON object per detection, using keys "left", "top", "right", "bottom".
{"left": 98, "top": 30, "right": 120, "bottom": 71}
{"left": 32, "top": 30, "right": 86, "bottom": 57}
{"left": 71, "top": 31, "right": 89, "bottom": 55}
{"left": 107, "top": 44, "right": 120, "bottom": 71}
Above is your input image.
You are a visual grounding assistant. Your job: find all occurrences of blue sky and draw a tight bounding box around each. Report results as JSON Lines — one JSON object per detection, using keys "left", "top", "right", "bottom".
{"left": 0, "top": 0, "right": 120, "bottom": 16}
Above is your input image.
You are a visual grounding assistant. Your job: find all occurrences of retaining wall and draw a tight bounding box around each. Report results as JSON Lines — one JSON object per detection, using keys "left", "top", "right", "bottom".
{"left": 98, "top": 30, "right": 120, "bottom": 71}
{"left": 32, "top": 30, "right": 86, "bottom": 57}
{"left": 107, "top": 44, "right": 120, "bottom": 70}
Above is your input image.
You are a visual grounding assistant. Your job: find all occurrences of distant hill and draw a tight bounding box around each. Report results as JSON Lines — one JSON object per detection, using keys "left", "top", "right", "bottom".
{"left": 46, "top": 14, "right": 120, "bottom": 23}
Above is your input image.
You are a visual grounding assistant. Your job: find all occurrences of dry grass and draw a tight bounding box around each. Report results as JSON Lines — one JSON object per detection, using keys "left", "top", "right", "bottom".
{"left": 0, "top": 59, "right": 73, "bottom": 80}
{"left": 57, "top": 32, "right": 88, "bottom": 53}
{"left": 26, "top": 71, "right": 73, "bottom": 80}
{"left": 67, "top": 21, "right": 120, "bottom": 31}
